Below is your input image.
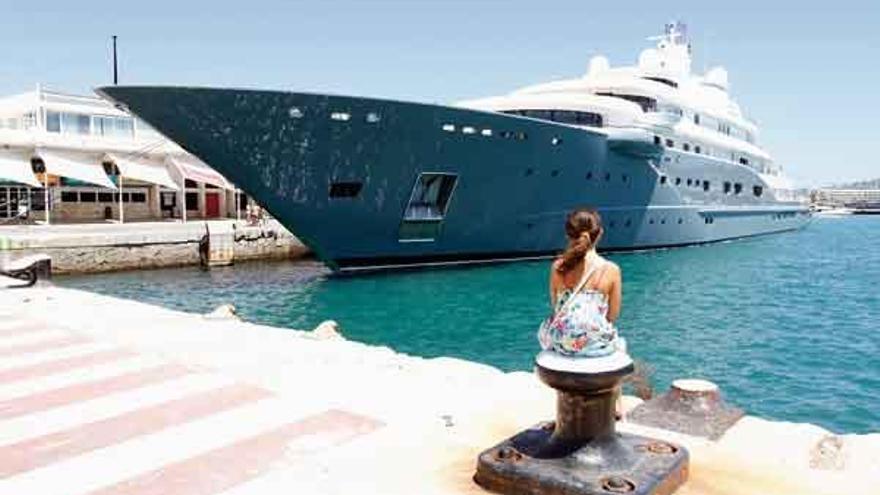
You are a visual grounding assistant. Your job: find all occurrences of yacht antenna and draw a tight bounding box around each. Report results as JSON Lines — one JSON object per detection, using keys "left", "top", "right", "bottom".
{"left": 112, "top": 35, "right": 118, "bottom": 85}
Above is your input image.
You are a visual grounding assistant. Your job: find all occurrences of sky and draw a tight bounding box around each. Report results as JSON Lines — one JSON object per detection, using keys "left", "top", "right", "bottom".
{"left": 1, "top": 0, "right": 877, "bottom": 186}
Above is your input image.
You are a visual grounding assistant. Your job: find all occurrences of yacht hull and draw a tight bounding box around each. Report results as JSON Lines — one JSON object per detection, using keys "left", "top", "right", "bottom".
{"left": 98, "top": 87, "right": 810, "bottom": 271}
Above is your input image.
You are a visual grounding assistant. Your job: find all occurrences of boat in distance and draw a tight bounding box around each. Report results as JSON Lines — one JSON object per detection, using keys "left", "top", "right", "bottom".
{"left": 99, "top": 22, "right": 810, "bottom": 272}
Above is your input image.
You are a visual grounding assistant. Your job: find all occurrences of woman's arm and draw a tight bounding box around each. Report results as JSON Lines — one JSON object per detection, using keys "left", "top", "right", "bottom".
{"left": 606, "top": 264, "right": 622, "bottom": 323}
{"left": 549, "top": 261, "right": 561, "bottom": 308}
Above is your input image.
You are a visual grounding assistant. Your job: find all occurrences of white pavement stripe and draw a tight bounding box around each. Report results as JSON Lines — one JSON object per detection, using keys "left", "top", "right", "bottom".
{"left": 0, "top": 342, "right": 118, "bottom": 371}
{"left": 0, "top": 329, "right": 75, "bottom": 348}
{"left": 0, "top": 373, "right": 236, "bottom": 445}
{"left": 0, "top": 398, "right": 320, "bottom": 495}
{"left": 0, "top": 355, "right": 167, "bottom": 400}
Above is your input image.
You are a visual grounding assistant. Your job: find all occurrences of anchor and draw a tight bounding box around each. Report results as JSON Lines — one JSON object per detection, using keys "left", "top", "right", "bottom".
{"left": 474, "top": 350, "right": 689, "bottom": 495}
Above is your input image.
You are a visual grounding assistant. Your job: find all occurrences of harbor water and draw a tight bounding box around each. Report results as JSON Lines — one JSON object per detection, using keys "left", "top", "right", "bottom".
{"left": 59, "top": 216, "right": 880, "bottom": 434}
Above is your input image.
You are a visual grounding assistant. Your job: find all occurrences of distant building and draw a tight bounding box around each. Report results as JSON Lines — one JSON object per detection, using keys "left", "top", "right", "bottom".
{"left": 813, "top": 188, "right": 880, "bottom": 207}
{"left": 0, "top": 85, "right": 247, "bottom": 223}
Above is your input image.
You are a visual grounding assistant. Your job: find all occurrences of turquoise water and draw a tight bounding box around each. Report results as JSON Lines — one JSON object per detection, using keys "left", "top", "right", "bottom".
{"left": 59, "top": 217, "right": 880, "bottom": 433}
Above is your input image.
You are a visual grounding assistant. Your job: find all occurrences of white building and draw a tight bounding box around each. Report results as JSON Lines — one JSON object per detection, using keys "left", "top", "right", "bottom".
{"left": 0, "top": 85, "right": 245, "bottom": 223}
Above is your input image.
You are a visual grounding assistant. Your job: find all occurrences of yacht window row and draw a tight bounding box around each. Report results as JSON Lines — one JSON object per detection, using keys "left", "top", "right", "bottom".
{"left": 660, "top": 174, "right": 763, "bottom": 197}
{"left": 442, "top": 123, "right": 528, "bottom": 141}
{"left": 501, "top": 109, "right": 604, "bottom": 127}
{"left": 653, "top": 135, "right": 772, "bottom": 174}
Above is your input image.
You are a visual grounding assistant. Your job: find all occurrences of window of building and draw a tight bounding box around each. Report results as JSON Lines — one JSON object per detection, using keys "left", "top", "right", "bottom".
{"left": 98, "top": 192, "right": 114, "bottom": 203}
{"left": 734, "top": 183, "right": 743, "bottom": 195}
{"left": 61, "top": 112, "right": 91, "bottom": 135}
{"left": 79, "top": 191, "right": 96, "bottom": 202}
{"left": 184, "top": 179, "right": 197, "bottom": 188}
{"left": 185, "top": 192, "right": 199, "bottom": 210}
{"left": 329, "top": 181, "right": 363, "bottom": 199}
{"left": 723, "top": 182, "right": 732, "bottom": 194}
{"left": 131, "top": 192, "right": 147, "bottom": 203}
{"left": 61, "top": 191, "right": 78, "bottom": 202}
{"left": 46, "top": 111, "right": 61, "bottom": 133}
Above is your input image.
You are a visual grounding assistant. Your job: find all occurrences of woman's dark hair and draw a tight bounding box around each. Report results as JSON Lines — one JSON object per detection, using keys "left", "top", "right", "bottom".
{"left": 557, "top": 208, "right": 603, "bottom": 273}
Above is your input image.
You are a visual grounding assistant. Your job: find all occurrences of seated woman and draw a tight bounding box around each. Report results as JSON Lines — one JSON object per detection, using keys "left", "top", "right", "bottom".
{"left": 538, "top": 208, "right": 624, "bottom": 357}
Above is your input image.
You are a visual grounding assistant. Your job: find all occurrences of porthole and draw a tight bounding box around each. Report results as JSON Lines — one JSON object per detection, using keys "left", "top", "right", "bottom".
{"left": 586, "top": 171, "right": 593, "bottom": 180}
{"left": 366, "top": 112, "right": 381, "bottom": 123}
{"left": 604, "top": 172, "right": 611, "bottom": 181}
{"left": 677, "top": 218, "right": 683, "bottom": 224}
{"left": 288, "top": 107, "right": 304, "bottom": 119}
{"left": 551, "top": 170, "right": 559, "bottom": 177}
{"left": 703, "top": 180, "right": 710, "bottom": 192}
{"left": 686, "top": 179, "right": 692, "bottom": 186}
{"left": 660, "top": 175, "right": 668, "bottom": 185}
{"left": 654, "top": 135, "right": 661, "bottom": 145}
{"left": 649, "top": 219, "right": 655, "bottom": 225}
{"left": 515, "top": 131, "right": 528, "bottom": 141}
{"left": 551, "top": 136, "right": 562, "bottom": 145}
{"left": 625, "top": 219, "right": 632, "bottom": 227}
{"left": 675, "top": 177, "right": 682, "bottom": 186}
{"left": 753, "top": 185, "right": 763, "bottom": 197}
{"left": 609, "top": 220, "right": 616, "bottom": 228}
{"left": 525, "top": 168, "right": 534, "bottom": 177}
{"left": 734, "top": 183, "right": 743, "bottom": 195}
{"left": 462, "top": 126, "right": 476, "bottom": 134}
{"left": 622, "top": 174, "right": 629, "bottom": 183}
{"left": 660, "top": 219, "right": 666, "bottom": 225}
{"left": 442, "top": 124, "right": 456, "bottom": 132}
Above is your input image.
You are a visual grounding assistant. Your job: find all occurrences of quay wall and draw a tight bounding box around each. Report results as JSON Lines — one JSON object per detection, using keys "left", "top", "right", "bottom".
{"left": 0, "top": 220, "right": 309, "bottom": 274}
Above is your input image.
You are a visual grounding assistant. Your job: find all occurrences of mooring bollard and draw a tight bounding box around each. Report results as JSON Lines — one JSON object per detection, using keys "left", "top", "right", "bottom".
{"left": 0, "top": 254, "right": 52, "bottom": 288}
{"left": 628, "top": 378, "right": 743, "bottom": 440}
{"left": 474, "top": 350, "right": 689, "bottom": 495}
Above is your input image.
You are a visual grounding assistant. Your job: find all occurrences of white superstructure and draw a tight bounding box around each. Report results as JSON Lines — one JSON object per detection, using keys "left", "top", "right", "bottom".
{"left": 460, "top": 22, "right": 794, "bottom": 194}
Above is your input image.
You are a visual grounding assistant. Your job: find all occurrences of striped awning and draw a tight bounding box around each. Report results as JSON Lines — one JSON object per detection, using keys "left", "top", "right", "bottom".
{"left": 107, "top": 153, "right": 179, "bottom": 190}
{"left": 168, "top": 156, "right": 232, "bottom": 190}
{"left": 36, "top": 149, "right": 116, "bottom": 189}
{"left": 0, "top": 150, "right": 41, "bottom": 187}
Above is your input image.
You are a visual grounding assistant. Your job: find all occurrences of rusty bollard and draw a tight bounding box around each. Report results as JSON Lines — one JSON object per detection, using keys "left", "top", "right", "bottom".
{"left": 474, "top": 351, "right": 689, "bottom": 495}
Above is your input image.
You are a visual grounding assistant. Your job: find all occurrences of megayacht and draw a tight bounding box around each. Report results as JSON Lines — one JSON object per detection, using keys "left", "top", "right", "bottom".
{"left": 99, "top": 22, "right": 810, "bottom": 272}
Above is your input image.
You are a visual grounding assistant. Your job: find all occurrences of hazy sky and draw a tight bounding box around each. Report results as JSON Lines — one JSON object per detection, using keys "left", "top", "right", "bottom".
{"left": 2, "top": 0, "right": 877, "bottom": 186}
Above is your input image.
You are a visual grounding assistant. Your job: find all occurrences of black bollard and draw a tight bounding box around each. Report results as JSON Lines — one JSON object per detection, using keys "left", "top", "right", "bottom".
{"left": 474, "top": 351, "right": 689, "bottom": 495}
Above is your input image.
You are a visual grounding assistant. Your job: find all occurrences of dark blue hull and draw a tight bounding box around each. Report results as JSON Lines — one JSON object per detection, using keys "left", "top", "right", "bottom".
{"left": 98, "top": 87, "right": 810, "bottom": 271}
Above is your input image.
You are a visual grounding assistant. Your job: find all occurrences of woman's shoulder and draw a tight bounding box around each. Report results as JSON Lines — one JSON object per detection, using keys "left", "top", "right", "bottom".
{"left": 598, "top": 257, "right": 621, "bottom": 276}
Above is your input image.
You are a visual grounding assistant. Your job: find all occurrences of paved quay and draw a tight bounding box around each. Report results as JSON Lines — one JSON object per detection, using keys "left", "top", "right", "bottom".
{"left": 0, "top": 282, "right": 877, "bottom": 494}
{"left": 0, "top": 220, "right": 308, "bottom": 273}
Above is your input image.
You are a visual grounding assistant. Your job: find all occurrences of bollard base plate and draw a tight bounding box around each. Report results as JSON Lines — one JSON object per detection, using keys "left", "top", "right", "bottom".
{"left": 474, "top": 424, "right": 688, "bottom": 495}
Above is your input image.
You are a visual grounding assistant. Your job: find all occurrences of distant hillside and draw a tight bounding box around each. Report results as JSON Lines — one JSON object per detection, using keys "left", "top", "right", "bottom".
{"left": 827, "top": 178, "right": 880, "bottom": 190}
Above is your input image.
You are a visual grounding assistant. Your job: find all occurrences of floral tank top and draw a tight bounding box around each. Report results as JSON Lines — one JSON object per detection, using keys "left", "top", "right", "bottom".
{"left": 537, "top": 262, "right": 621, "bottom": 357}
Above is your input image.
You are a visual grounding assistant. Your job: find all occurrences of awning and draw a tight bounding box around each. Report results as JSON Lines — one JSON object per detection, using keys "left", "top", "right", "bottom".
{"left": 168, "top": 156, "right": 232, "bottom": 189}
{"left": 36, "top": 149, "right": 116, "bottom": 189}
{"left": 0, "top": 150, "right": 41, "bottom": 187}
{"left": 107, "top": 153, "right": 179, "bottom": 190}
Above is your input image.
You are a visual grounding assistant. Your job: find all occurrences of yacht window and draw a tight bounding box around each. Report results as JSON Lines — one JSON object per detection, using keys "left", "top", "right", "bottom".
{"left": 723, "top": 181, "right": 732, "bottom": 194}
{"left": 442, "top": 124, "right": 455, "bottom": 132}
{"left": 594, "top": 92, "right": 657, "bottom": 112}
{"left": 675, "top": 177, "right": 682, "bottom": 185}
{"left": 654, "top": 135, "right": 661, "bottom": 145}
{"left": 642, "top": 76, "right": 678, "bottom": 88}
{"left": 686, "top": 178, "right": 692, "bottom": 186}
{"left": 739, "top": 157, "right": 749, "bottom": 166}
{"left": 665, "top": 138, "right": 674, "bottom": 148}
{"left": 734, "top": 183, "right": 743, "bottom": 195}
{"left": 586, "top": 171, "right": 593, "bottom": 180}
{"left": 462, "top": 126, "right": 476, "bottom": 134}
{"left": 481, "top": 129, "right": 493, "bottom": 136}
{"left": 330, "top": 112, "right": 351, "bottom": 121}
{"left": 366, "top": 112, "right": 381, "bottom": 123}
{"left": 61, "top": 112, "right": 91, "bottom": 135}
{"left": 329, "top": 181, "right": 363, "bottom": 199}
{"left": 694, "top": 145, "right": 701, "bottom": 154}
{"left": 753, "top": 185, "right": 763, "bottom": 197}
{"left": 515, "top": 131, "right": 528, "bottom": 140}
{"left": 683, "top": 143, "right": 690, "bottom": 152}
{"left": 604, "top": 172, "right": 611, "bottom": 181}
{"left": 660, "top": 175, "right": 667, "bottom": 185}
{"left": 501, "top": 109, "right": 602, "bottom": 127}
{"left": 703, "top": 180, "right": 710, "bottom": 192}
{"left": 694, "top": 114, "right": 701, "bottom": 125}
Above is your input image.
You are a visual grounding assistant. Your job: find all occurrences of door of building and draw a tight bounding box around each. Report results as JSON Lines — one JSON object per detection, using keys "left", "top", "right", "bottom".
{"left": 205, "top": 192, "right": 220, "bottom": 218}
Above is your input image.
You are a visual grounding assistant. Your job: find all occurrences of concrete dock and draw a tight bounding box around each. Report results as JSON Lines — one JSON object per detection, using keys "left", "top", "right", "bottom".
{"left": 0, "top": 282, "right": 877, "bottom": 494}
{"left": 0, "top": 220, "right": 308, "bottom": 274}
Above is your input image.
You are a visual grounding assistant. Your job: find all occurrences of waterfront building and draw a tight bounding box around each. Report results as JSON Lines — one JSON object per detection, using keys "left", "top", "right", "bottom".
{"left": 0, "top": 86, "right": 245, "bottom": 223}
{"left": 813, "top": 188, "right": 880, "bottom": 207}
